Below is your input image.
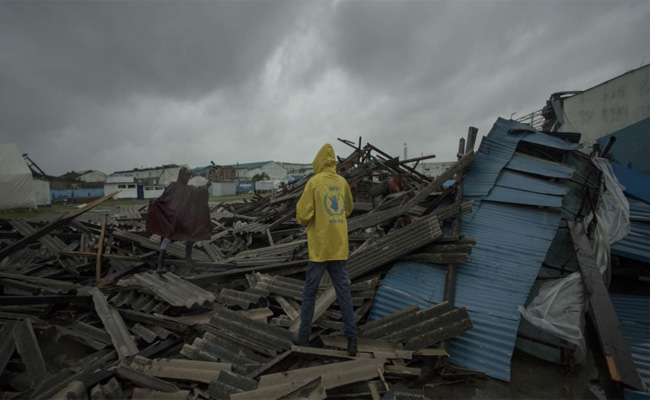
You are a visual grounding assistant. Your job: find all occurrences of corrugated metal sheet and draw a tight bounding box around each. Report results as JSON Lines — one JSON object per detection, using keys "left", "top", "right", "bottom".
{"left": 629, "top": 198, "right": 650, "bottom": 222}
{"left": 369, "top": 117, "right": 571, "bottom": 382}
{"left": 611, "top": 162, "right": 650, "bottom": 204}
{"left": 368, "top": 202, "right": 562, "bottom": 381}
{"left": 598, "top": 118, "right": 650, "bottom": 176}
{"left": 612, "top": 196, "right": 650, "bottom": 263}
{"left": 495, "top": 170, "right": 568, "bottom": 196}
{"left": 486, "top": 186, "right": 563, "bottom": 207}
{"left": 611, "top": 295, "right": 649, "bottom": 392}
{"left": 507, "top": 153, "right": 576, "bottom": 179}
{"left": 521, "top": 131, "right": 583, "bottom": 150}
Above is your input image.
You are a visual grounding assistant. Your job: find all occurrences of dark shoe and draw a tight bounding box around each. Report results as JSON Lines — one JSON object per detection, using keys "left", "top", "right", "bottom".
{"left": 292, "top": 332, "right": 309, "bottom": 346}
{"left": 347, "top": 337, "right": 358, "bottom": 356}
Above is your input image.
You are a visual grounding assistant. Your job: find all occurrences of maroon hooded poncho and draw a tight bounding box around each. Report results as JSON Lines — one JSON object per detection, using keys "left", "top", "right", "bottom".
{"left": 146, "top": 168, "right": 211, "bottom": 241}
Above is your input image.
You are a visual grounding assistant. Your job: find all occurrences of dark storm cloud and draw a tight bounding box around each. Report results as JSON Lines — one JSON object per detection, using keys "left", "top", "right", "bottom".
{"left": 0, "top": 1, "right": 647, "bottom": 175}
{"left": 0, "top": 1, "right": 306, "bottom": 144}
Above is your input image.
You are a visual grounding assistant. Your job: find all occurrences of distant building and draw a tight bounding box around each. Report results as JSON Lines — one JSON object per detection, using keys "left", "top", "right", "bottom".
{"left": 77, "top": 170, "right": 108, "bottom": 183}
{"left": 228, "top": 161, "right": 288, "bottom": 181}
{"left": 277, "top": 162, "right": 313, "bottom": 175}
{"left": 111, "top": 164, "right": 181, "bottom": 186}
{"left": 104, "top": 176, "right": 138, "bottom": 199}
{"left": 143, "top": 184, "right": 165, "bottom": 199}
{"left": 0, "top": 144, "right": 38, "bottom": 210}
{"left": 419, "top": 161, "right": 456, "bottom": 178}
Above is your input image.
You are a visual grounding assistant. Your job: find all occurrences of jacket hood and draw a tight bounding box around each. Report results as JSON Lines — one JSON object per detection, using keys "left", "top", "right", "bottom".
{"left": 177, "top": 167, "right": 191, "bottom": 185}
{"left": 312, "top": 143, "right": 336, "bottom": 174}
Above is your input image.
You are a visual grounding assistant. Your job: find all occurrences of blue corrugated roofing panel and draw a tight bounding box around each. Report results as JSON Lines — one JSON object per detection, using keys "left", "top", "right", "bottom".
{"left": 369, "top": 200, "right": 562, "bottom": 381}
{"left": 598, "top": 118, "right": 650, "bottom": 176}
{"left": 369, "top": 117, "right": 572, "bottom": 382}
{"left": 629, "top": 198, "right": 650, "bottom": 222}
{"left": 507, "top": 153, "right": 576, "bottom": 179}
{"left": 624, "top": 389, "right": 650, "bottom": 400}
{"left": 495, "top": 170, "right": 569, "bottom": 196}
{"left": 486, "top": 186, "right": 563, "bottom": 208}
{"left": 521, "top": 131, "right": 583, "bottom": 150}
{"left": 612, "top": 196, "right": 650, "bottom": 263}
{"left": 368, "top": 261, "right": 533, "bottom": 382}
{"left": 611, "top": 295, "right": 649, "bottom": 392}
{"left": 611, "top": 162, "right": 650, "bottom": 203}
{"left": 612, "top": 221, "right": 650, "bottom": 263}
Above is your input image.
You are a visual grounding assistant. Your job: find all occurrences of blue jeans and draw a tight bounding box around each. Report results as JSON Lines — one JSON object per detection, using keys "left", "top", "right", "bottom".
{"left": 299, "top": 260, "right": 358, "bottom": 339}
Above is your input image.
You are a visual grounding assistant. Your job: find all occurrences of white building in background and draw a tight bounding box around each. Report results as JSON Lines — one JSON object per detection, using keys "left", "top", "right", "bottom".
{"left": 209, "top": 182, "right": 237, "bottom": 197}
{"left": 111, "top": 164, "right": 181, "bottom": 186}
{"left": 33, "top": 179, "right": 51, "bottom": 206}
{"left": 418, "top": 161, "right": 456, "bottom": 178}
{"left": 77, "top": 170, "right": 108, "bottom": 183}
{"left": 229, "top": 161, "right": 288, "bottom": 181}
{"left": 555, "top": 65, "right": 649, "bottom": 148}
{"left": 143, "top": 184, "right": 165, "bottom": 199}
{"left": 277, "top": 162, "right": 313, "bottom": 175}
{"left": 104, "top": 176, "right": 138, "bottom": 199}
{"left": 0, "top": 144, "right": 37, "bottom": 210}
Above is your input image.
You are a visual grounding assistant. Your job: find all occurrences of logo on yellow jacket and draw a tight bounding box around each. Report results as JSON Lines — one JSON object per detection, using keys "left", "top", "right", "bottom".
{"left": 323, "top": 193, "right": 345, "bottom": 217}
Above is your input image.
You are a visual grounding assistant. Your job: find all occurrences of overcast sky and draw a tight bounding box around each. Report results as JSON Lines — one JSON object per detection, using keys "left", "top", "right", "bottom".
{"left": 1, "top": 1, "right": 648, "bottom": 175}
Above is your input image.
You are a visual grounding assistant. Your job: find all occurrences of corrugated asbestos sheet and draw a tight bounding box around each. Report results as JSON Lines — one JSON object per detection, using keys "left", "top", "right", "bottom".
{"left": 369, "top": 117, "right": 571, "bottom": 382}
{"left": 611, "top": 294, "right": 649, "bottom": 392}
{"left": 118, "top": 272, "right": 216, "bottom": 308}
{"left": 612, "top": 197, "right": 650, "bottom": 264}
{"left": 598, "top": 118, "right": 650, "bottom": 176}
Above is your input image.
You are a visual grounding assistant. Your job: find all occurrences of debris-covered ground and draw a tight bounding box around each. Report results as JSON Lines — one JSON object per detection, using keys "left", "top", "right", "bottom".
{"left": 0, "top": 139, "right": 482, "bottom": 400}
{"left": 2, "top": 123, "right": 647, "bottom": 400}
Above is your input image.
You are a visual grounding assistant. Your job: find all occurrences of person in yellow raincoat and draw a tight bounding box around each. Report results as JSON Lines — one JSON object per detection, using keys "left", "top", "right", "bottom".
{"left": 294, "top": 143, "right": 358, "bottom": 356}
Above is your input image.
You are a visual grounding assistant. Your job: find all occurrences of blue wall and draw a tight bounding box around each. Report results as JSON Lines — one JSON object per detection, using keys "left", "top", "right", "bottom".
{"left": 236, "top": 180, "right": 254, "bottom": 194}
{"left": 51, "top": 188, "right": 105, "bottom": 202}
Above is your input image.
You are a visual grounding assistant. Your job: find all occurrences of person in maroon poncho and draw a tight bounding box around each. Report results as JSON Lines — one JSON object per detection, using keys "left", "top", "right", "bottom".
{"left": 146, "top": 166, "right": 211, "bottom": 272}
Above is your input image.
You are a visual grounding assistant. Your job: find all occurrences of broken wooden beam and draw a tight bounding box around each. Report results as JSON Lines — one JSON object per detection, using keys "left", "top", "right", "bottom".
{"left": 568, "top": 220, "right": 643, "bottom": 390}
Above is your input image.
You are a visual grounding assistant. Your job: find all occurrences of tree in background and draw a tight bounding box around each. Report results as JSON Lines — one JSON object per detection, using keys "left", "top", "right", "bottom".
{"left": 252, "top": 172, "right": 270, "bottom": 182}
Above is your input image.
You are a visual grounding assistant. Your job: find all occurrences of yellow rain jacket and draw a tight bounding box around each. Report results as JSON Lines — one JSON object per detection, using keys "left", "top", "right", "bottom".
{"left": 297, "top": 143, "right": 354, "bottom": 262}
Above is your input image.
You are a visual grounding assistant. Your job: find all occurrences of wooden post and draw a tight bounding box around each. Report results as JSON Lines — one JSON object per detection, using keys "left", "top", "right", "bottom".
{"left": 443, "top": 131, "right": 471, "bottom": 304}
{"left": 95, "top": 215, "right": 107, "bottom": 284}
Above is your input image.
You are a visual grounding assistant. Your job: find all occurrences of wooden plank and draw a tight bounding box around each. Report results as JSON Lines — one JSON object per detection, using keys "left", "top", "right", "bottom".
{"left": 368, "top": 381, "right": 381, "bottom": 400}
{"left": 568, "top": 220, "right": 643, "bottom": 390}
{"left": 95, "top": 215, "right": 107, "bottom": 283}
{"left": 258, "top": 359, "right": 385, "bottom": 390}
{"left": 232, "top": 377, "right": 326, "bottom": 400}
{"left": 413, "top": 347, "right": 449, "bottom": 357}
{"left": 407, "top": 151, "right": 475, "bottom": 207}
{"left": 320, "top": 336, "right": 409, "bottom": 357}
{"left": 290, "top": 345, "right": 361, "bottom": 360}
{"left": 384, "top": 364, "right": 421, "bottom": 377}
{"left": 0, "top": 191, "right": 118, "bottom": 259}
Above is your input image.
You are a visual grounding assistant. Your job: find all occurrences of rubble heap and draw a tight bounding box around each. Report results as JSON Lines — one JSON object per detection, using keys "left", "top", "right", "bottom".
{"left": 0, "top": 137, "right": 480, "bottom": 399}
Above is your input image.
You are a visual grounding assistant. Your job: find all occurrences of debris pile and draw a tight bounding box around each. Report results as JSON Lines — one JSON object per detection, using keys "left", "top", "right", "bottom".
{"left": 0, "top": 138, "right": 482, "bottom": 399}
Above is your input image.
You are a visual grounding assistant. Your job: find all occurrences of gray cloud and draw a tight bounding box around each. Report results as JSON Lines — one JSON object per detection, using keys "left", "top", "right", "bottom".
{"left": 0, "top": 1, "right": 647, "bottom": 175}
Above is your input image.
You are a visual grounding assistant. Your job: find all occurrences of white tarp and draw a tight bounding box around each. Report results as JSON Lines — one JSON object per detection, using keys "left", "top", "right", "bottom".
{"left": 519, "top": 272, "right": 587, "bottom": 363}
{"left": 33, "top": 178, "right": 51, "bottom": 206}
{"left": 585, "top": 157, "right": 631, "bottom": 286}
{"left": 0, "top": 144, "right": 37, "bottom": 210}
